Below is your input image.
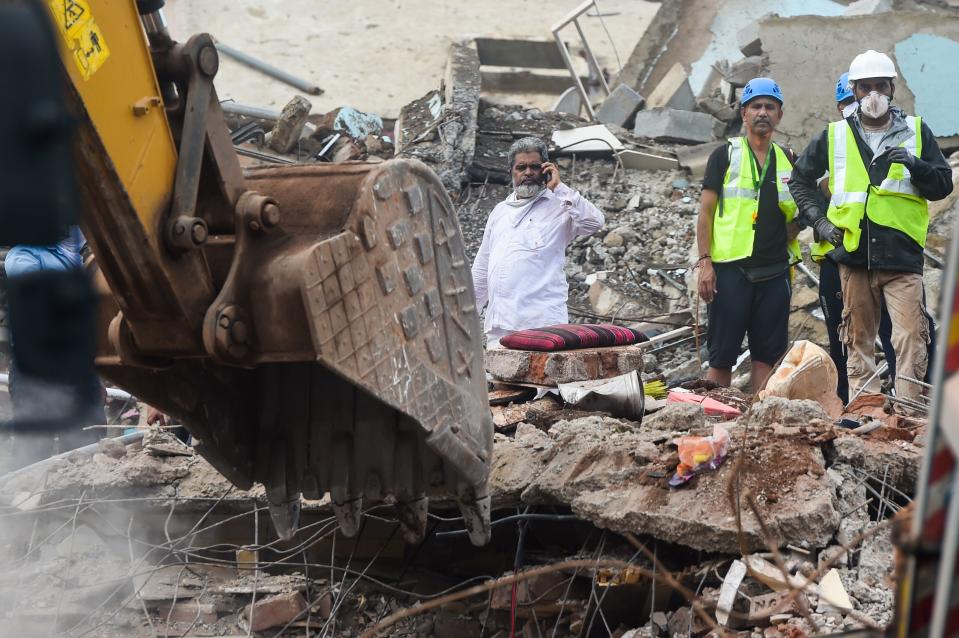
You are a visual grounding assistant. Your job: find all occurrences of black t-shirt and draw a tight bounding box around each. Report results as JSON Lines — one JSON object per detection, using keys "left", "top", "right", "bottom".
{"left": 702, "top": 143, "right": 788, "bottom": 268}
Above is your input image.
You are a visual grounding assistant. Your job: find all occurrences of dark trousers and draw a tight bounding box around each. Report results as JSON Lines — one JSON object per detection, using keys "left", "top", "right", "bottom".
{"left": 818, "top": 258, "right": 935, "bottom": 403}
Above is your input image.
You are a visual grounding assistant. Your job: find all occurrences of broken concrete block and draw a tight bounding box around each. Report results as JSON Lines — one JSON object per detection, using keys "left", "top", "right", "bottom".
{"left": 485, "top": 344, "right": 645, "bottom": 385}
{"left": 642, "top": 402, "right": 706, "bottom": 432}
{"left": 633, "top": 108, "right": 721, "bottom": 145}
{"left": 595, "top": 84, "right": 645, "bottom": 128}
{"left": 676, "top": 141, "right": 725, "bottom": 180}
{"left": 246, "top": 592, "right": 307, "bottom": 632}
{"left": 646, "top": 62, "right": 696, "bottom": 111}
{"left": 844, "top": 0, "right": 893, "bottom": 15}
{"left": 737, "top": 15, "right": 772, "bottom": 57}
{"left": 269, "top": 96, "right": 312, "bottom": 154}
{"left": 668, "top": 607, "right": 711, "bottom": 637}
{"left": 552, "top": 124, "right": 624, "bottom": 154}
{"left": 697, "top": 97, "right": 739, "bottom": 123}
{"left": 818, "top": 569, "right": 853, "bottom": 612}
{"left": 497, "top": 416, "right": 841, "bottom": 554}
{"left": 723, "top": 56, "right": 764, "bottom": 88}
{"left": 617, "top": 149, "right": 679, "bottom": 171}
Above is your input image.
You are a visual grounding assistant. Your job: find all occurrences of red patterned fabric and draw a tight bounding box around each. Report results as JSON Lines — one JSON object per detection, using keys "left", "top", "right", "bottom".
{"left": 500, "top": 324, "right": 647, "bottom": 351}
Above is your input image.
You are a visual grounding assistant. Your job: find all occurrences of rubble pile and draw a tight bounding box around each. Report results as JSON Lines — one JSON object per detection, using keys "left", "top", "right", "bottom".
{"left": 0, "top": 387, "right": 919, "bottom": 636}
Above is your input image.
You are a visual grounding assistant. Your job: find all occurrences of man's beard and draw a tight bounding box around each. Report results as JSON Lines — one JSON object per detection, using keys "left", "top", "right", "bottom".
{"left": 514, "top": 182, "right": 544, "bottom": 199}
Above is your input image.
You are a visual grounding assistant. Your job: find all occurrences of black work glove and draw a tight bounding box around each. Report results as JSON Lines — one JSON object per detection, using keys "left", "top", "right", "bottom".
{"left": 885, "top": 147, "right": 917, "bottom": 170}
{"left": 813, "top": 217, "right": 844, "bottom": 247}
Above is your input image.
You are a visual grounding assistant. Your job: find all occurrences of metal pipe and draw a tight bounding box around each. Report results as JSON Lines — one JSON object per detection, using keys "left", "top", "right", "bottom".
{"left": 0, "top": 431, "right": 145, "bottom": 485}
{"left": 220, "top": 102, "right": 282, "bottom": 122}
{"left": 214, "top": 42, "right": 323, "bottom": 95}
{"left": 234, "top": 146, "right": 296, "bottom": 165}
{"left": 140, "top": 9, "right": 169, "bottom": 37}
{"left": 552, "top": 0, "right": 601, "bottom": 120}
{"left": 0, "top": 373, "right": 133, "bottom": 401}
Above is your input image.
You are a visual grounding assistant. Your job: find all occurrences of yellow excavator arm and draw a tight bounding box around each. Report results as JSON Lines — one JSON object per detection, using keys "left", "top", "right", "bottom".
{"left": 43, "top": 0, "right": 493, "bottom": 544}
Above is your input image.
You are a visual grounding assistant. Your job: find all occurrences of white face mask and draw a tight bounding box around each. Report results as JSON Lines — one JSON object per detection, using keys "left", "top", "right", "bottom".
{"left": 859, "top": 91, "right": 890, "bottom": 119}
{"left": 841, "top": 102, "right": 859, "bottom": 118}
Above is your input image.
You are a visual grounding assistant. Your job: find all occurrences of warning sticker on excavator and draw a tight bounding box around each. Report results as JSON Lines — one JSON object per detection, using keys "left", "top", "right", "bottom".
{"left": 47, "top": 0, "right": 110, "bottom": 81}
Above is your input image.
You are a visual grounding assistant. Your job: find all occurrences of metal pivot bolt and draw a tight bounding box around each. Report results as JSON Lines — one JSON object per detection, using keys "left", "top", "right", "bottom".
{"left": 168, "top": 215, "right": 208, "bottom": 251}
{"left": 241, "top": 193, "right": 281, "bottom": 233}
{"left": 197, "top": 45, "right": 219, "bottom": 77}
{"left": 213, "top": 304, "right": 251, "bottom": 360}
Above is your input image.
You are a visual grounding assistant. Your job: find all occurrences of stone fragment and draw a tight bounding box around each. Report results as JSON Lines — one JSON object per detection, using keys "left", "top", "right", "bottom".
{"left": 740, "top": 396, "right": 828, "bottom": 429}
{"left": 646, "top": 62, "right": 696, "bottom": 111}
{"left": 485, "top": 344, "right": 645, "bottom": 385}
{"left": 642, "top": 402, "right": 706, "bottom": 432}
{"left": 269, "top": 96, "right": 312, "bottom": 154}
{"left": 603, "top": 232, "right": 624, "bottom": 248}
{"left": 634, "top": 108, "right": 721, "bottom": 144}
{"left": 595, "top": 84, "right": 645, "bottom": 128}
{"left": 668, "top": 607, "right": 711, "bottom": 637}
{"left": 246, "top": 592, "right": 307, "bottom": 632}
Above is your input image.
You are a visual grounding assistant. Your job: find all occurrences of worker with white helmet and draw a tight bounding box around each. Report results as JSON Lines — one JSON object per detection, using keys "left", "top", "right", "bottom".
{"left": 789, "top": 50, "right": 953, "bottom": 405}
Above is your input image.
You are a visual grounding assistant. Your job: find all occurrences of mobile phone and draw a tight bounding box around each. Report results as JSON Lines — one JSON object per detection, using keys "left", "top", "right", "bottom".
{"left": 542, "top": 167, "right": 552, "bottom": 184}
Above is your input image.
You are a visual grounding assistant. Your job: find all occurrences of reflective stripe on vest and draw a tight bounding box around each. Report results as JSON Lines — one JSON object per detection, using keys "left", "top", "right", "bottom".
{"left": 816, "top": 116, "right": 928, "bottom": 257}
{"left": 711, "top": 137, "right": 801, "bottom": 264}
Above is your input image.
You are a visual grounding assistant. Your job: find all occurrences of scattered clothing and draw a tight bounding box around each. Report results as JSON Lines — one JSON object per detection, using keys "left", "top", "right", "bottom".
{"left": 499, "top": 323, "right": 647, "bottom": 352}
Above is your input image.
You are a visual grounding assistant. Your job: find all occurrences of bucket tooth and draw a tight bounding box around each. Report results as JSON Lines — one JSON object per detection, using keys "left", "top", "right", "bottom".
{"left": 267, "top": 492, "right": 301, "bottom": 541}
{"left": 333, "top": 497, "right": 363, "bottom": 537}
{"left": 457, "top": 488, "right": 491, "bottom": 547}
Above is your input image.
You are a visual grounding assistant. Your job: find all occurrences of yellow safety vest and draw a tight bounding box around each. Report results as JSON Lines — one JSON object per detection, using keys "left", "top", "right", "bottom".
{"left": 711, "top": 137, "right": 801, "bottom": 264}
{"left": 812, "top": 116, "right": 927, "bottom": 259}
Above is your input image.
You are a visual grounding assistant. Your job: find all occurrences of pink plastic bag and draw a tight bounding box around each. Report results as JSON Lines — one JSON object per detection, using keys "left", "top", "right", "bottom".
{"left": 669, "top": 423, "right": 730, "bottom": 487}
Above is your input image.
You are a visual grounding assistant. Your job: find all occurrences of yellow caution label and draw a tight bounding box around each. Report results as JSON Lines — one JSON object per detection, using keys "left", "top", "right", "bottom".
{"left": 47, "top": 0, "right": 110, "bottom": 80}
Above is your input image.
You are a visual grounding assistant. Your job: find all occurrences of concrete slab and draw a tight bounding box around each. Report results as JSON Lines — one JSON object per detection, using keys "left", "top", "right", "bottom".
{"left": 646, "top": 62, "right": 697, "bottom": 111}
{"left": 485, "top": 344, "right": 645, "bottom": 385}
{"left": 760, "top": 13, "right": 959, "bottom": 147}
{"left": 595, "top": 84, "right": 646, "bottom": 128}
{"left": 551, "top": 124, "right": 624, "bottom": 154}
{"left": 617, "top": 149, "right": 680, "bottom": 171}
{"left": 634, "top": 108, "right": 722, "bottom": 144}
{"left": 490, "top": 415, "right": 842, "bottom": 553}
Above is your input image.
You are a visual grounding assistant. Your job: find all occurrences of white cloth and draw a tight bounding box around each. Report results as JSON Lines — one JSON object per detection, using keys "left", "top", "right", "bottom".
{"left": 471, "top": 182, "right": 604, "bottom": 339}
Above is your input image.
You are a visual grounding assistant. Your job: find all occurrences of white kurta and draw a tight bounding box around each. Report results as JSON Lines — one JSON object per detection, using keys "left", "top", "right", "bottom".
{"left": 470, "top": 183, "right": 605, "bottom": 339}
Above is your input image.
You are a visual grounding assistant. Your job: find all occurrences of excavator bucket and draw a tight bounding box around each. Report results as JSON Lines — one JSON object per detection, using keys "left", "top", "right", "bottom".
{"left": 42, "top": 0, "right": 493, "bottom": 544}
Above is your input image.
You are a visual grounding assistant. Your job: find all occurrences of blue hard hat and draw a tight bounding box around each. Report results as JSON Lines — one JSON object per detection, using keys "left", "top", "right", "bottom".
{"left": 835, "top": 72, "right": 853, "bottom": 104}
{"left": 741, "top": 77, "right": 784, "bottom": 105}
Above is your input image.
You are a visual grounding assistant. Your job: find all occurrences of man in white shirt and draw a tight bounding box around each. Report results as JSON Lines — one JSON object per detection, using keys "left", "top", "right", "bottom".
{"left": 471, "top": 137, "right": 605, "bottom": 347}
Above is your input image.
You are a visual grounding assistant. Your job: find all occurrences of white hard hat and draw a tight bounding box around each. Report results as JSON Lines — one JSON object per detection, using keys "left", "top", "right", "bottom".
{"left": 848, "top": 50, "right": 898, "bottom": 81}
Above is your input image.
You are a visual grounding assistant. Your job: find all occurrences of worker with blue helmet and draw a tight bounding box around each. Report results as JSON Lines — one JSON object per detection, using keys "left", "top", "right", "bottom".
{"left": 695, "top": 77, "right": 800, "bottom": 391}
{"left": 835, "top": 72, "right": 857, "bottom": 118}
